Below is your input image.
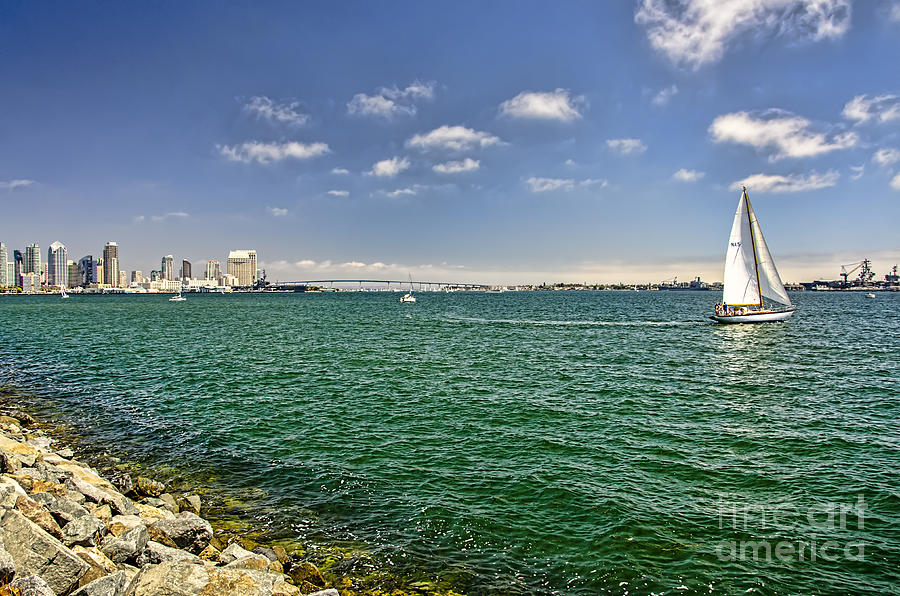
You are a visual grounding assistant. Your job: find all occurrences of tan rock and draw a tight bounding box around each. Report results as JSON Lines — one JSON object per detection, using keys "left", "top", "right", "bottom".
{"left": 14, "top": 495, "right": 63, "bottom": 539}
{"left": 91, "top": 503, "right": 113, "bottom": 523}
{"left": 0, "top": 434, "right": 40, "bottom": 458}
{"left": 272, "top": 545, "right": 289, "bottom": 565}
{"left": 107, "top": 514, "right": 144, "bottom": 537}
{"left": 136, "top": 502, "right": 174, "bottom": 523}
{"left": 73, "top": 545, "right": 118, "bottom": 587}
{"left": 288, "top": 561, "right": 326, "bottom": 589}
{"left": 198, "top": 544, "right": 221, "bottom": 561}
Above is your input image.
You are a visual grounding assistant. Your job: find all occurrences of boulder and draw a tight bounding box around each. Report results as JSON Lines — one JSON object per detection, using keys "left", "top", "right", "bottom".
{"left": 157, "top": 494, "right": 178, "bottom": 514}
{"left": 123, "top": 560, "right": 301, "bottom": 596}
{"left": 110, "top": 473, "right": 134, "bottom": 496}
{"left": 100, "top": 524, "right": 149, "bottom": 564}
{"left": 90, "top": 504, "right": 112, "bottom": 523}
{"left": 71, "top": 570, "right": 129, "bottom": 596}
{"left": 0, "top": 449, "right": 22, "bottom": 473}
{"left": 26, "top": 437, "right": 53, "bottom": 452}
{"left": 72, "top": 545, "right": 119, "bottom": 587}
{"left": 0, "top": 434, "right": 41, "bottom": 461}
{"left": 287, "top": 561, "right": 326, "bottom": 589}
{"left": 62, "top": 513, "right": 107, "bottom": 547}
{"left": 133, "top": 478, "right": 164, "bottom": 499}
{"left": 134, "top": 503, "right": 173, "bottom": 524}
{"left": 29, "top": 493, "right": 92, "bottom": 525}
{"left": 272, "top": 545, "right": 290, "bottom": 566}
{"left": 307, "top": 591, "right": 340, "bottom": 596}
{"left": 135, "top": 540, "right": 200, "bottom": 567}
{"left": 197, "top": 543, "right": 220, "bottom": 561}
{"left": 147, "top": 512, "right": 211, "bottom": 554}
{"left": 218, "top": 542, "right": 255, "bottom": 565}
{"left": 175, "top": 494, "right": 200, "bottom": 515}
{"left": 0, "top": 509, "right": 89, "bottom": 594}
{"left": 9, "top": 574, "right": 56, "bottom": 596}
{"left": 224, "top": 554, "right": 271, "bottom": 572}
{"left": 56, "top": 448, "right": 74, "bottom": 459}
{"left": 107, "top": 515, "right": 144, "bottom": 537}
{"left": 0, "top": 475, "right": 28, "bottom": 508}
{"left": 15, "top": 495, "right": 63, "bottom": 539}
{"left": 0, "top": 416, "right": 21, "bottom": 427}
{"left": 0, "top": 535, "right": 15, "bottom": 584}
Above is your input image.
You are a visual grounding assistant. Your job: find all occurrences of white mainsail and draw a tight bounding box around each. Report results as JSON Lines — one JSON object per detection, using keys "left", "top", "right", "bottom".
{"left": 721, "top": 188, "right": 790, "bottom": 308}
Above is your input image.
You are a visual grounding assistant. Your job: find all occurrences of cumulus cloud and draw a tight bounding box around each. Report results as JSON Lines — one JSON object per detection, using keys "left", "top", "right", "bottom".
{"left": 383, "top": 186, "right": 421, "bottom": 198}
{"left": 850, "top": 164, "right": 864, "bottom": 180}
{"left": 873, "top": 148, "right": 900, "bottom": 167}
{"left": 606, "top": 138, "right": 647, "bottom": 155}
{"left": 138, "top": 212, "right": 190, "bottom": 223}
{"left": 407, "top": 125, "right": 502, "bottom": 152}
{"left": 347, "top": 80, "right": 436, "bottom": 119}
{"left": 218, "top": 141, "right": 330, "bottom": 164}
{"left": 327, "top": 190, "right": 349, "bottom": 197}
{"left": 729, "top": 170, "right": 840, "bottom": 193}
{"left": 498, "top": 89, "right": 584, "bottom": 121}
{"left": 244, "top": 96, "right": 308, "bottom": 126}
{"left": 709, "top": 111, "right": 857, "bottom": 161}
{"left": 842, "top": 94, "right": 900, "bottom": 124}
{"left": 433, "top": 158, "right": 480, "bottom": 174}
{"left": 331, "top": 167, "right": 349, "bottom": 175}
{"left": 892, "top": 173, "right": 900, "bottom": 191}
{"left": 368, "top": 156, "right": 410, "bottom": 177}
{"left": 0, "top": 179, "right": 35, "bottom": 191}
{"left": 673, "top": 168, "right": 705, "bottom": 182}
{"left": 525, "top": 177, "right": 607, "bottom": 193}
{"left": 267, "top": 206, "right": 289, "bottom": 217}
{"left": 635, "top": 0, "right": 851, "bottom": 70}
{"left": 652, "top": 84, "right": 678, "bottom": 106}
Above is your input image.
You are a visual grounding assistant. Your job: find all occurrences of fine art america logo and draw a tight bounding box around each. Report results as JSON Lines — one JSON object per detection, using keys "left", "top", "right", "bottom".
{"left": 715, "top": 495, "right": 867, "bottom": 563}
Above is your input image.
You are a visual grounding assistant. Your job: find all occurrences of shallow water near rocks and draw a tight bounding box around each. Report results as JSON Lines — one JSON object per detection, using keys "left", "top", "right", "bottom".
{"left": 1, "top": 291, "right": 898, "bottom": 594}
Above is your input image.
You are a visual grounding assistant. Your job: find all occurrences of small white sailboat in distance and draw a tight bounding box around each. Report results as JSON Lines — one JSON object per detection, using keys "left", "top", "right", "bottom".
{"left": 711, "top": 187, "right": 795, "bottom": 324}
{"left": 400, "top": 274, "right": 416, "bottom": 303}
{"left": 60, "top": 287, "right": 69, "bottom": 299}
{"left": 169, "top": 290, "right": 186, "bottom": 302}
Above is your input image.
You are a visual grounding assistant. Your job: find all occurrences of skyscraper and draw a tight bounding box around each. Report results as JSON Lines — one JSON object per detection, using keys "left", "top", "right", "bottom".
{"left": 0, "top": 242, "right": 7, "bottom": 287}
{"left": 227, "top": 250, "right": 257, "bottom": 287}
{"left": 182, "top": 259, "right": 192, "bottom": 281}
{"left": 47, "top": 241, "right": 68, "bottom": 287}
{"left": 14, "top": 250, "right": 23, "bottom": 286}
{"left": 132, "top": 270, "right": 143, "bottom": 284}
{"left": 24, "top": 244, "right": 41, "bottom": 276}
{"left": 205, "top": 259, "right": 221, "bottom": 281}
{"left": 78, "top": 255, "right": 95, "bottom": 286}
{"left": 67, "top": 261, "right": 80, "bottom": 289}
{"left": 103, "top": 242, "right": 119, "bottom": 286}
{"left": 161, "top": 255, "right": 174, "bottom": 280}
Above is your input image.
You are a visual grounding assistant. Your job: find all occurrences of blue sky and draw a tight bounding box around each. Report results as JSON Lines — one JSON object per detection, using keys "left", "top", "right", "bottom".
{"left": 1, "top": 0, "right": 899, "bottom": 284}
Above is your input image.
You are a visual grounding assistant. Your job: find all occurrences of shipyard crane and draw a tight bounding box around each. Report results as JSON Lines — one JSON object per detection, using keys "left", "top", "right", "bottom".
{"left": 840, "top": 259, "right": 874, "bottom": 286}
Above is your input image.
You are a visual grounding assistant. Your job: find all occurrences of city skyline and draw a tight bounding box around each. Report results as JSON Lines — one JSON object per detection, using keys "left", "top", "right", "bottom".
{"left": 1, "top": 2, "right": 899, "bottom": 284}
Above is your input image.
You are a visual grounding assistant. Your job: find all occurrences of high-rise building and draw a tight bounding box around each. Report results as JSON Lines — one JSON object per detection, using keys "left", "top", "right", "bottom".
{"left": 0, "top": 242, "right": 7, "bottom": 287}
{"left": 132, "top": 270, "right": 144, "bottom": 284}
{"left": 24, "top": 244, "right": 41, "bottom": 276}
{"left": 21, "top": 272, "right": 40, "bottom": 293}
{"left": 67, "top": 261, "right": 80, "bottom": 289}
{"left": 78, "top": 255, "right": 95, "bottom": 286}
{"left": 205, "top": 259, "right": 221, "bottom": 281}
{"left": 181, "top": 259, "right": 192, "bottom": 281}
{"left": 47, "top": 241, "right": 68, "bottom": 287}
{"left": 119, "top": 270, "right": 127, "bottom": 288}
{"left": 14, "top": 250, "right": 23, "bottom": 286}
{"left": 227, "top": 250, "right": 257, "bottom": 287}
{"left": 103, "top": 242, "right": 119, "bottom": 286}
{"left": 150, "top": 270, "right": 161, "bottom": 282}
{"left": 161, "top": 255, "right": 174, "bottom": 280}
{"left": 5, "top": 262, "right": 13, "bottom": 287}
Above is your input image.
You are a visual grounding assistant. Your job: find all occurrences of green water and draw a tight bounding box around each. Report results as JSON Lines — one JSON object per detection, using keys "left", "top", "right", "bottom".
{"left": 1, "top": 291, "right": 898, "bottom": 594}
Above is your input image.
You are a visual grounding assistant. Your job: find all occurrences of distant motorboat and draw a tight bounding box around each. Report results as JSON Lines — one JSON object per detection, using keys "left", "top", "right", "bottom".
{"left": 169, "top": 292, "right": 186, "bottom": 302}
{"left": 711, "top": 187, "right": 795, "bottom": 324}
{"left": 866, "top": 292, "right": 876, "bottom": 299}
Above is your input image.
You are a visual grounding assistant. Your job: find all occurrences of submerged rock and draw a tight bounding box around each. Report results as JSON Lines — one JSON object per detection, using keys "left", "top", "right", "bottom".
{"left": 147, "top": 512, "right": 212, "bottom": 554}
{"left": 0, "top": 509, "right": 90, "bottom": 594}
{"left": 134, "top": 477, "right": 165, "bottom": 498}
{"left": 288, "top": 561, "right": 327, "bottom": 589}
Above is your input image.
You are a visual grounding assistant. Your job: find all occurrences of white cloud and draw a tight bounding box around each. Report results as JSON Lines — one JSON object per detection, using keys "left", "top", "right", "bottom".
{"left": 218, "top": 141, "right": 330, "bottom": 164}
{"left": 145, "top": 212, "right": 190, "bottom": 223}
{"left": 652, "top": 84, "right": 678, "bottom": 106}
{"left": 244, "top": 96, "right": 308, "bottom": 126}
{"left": 729, "top": 170, "right": 840, "bottom": 193}
{"left": 842, "top": 94, "right": 900, "bottom": 124}
{"left": 872, "top": 148, "right": 900, "bottom": 167}
{"left": 606, "top": 138, "right": 647, "bottom": 155}
{"left": 0, "top": 179, "right": 35, "bottom": 190}
{"left": 383, "top": 186, "right": 420, "bottom": 198}
{"left": 132, "top": 215, "right": 145, "bottom": 223}
{"left": 892, "top": 173, "right": 900, "bottom": 191}
{"left": 892, "top": 3, "right": 900, "bottom": 22}
{"left": 368, "top": 156, "right": 410, "bottom": 177}
{"left": 407, "top": 125, "right": 502, "bottom": 152}
{"left": 347, "top": 80, "right": 435, "bottom": 119}
{"left": 331, "top": 167, "right": 349, "bottom": 175}
{"left": 498, "top": 89, "right": 584, "bottom": 122}
{"left": 850, "top": 164, "right": 865, "bottom": 180}
{"left": 525, "top": 177, "right": 607, "bottom": 193}
{"left": 564, "top": 159, "right": 578, "bottom": 167}
{"left": 635, "top": 0, "right": 851, "bottom": 70}
{"left": 709, "top": 111, "right": 857, "bottom": 161}
{"left": 433, "top": 158, "right": 480, "bottom": 174}
{"left": 267, "top": 206, "right": 289, "bottom": 217}
{"left": 327, "top": 190, "right": 349, "bottom": 197}
{"left": 673, "top": 168, "right": 705, "bottom": 182}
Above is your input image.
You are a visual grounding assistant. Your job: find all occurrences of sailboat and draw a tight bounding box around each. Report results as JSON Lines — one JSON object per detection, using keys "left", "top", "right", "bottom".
{"left": 710, "top": 187, "right": 795, "bottom": 324}
{"left": 400, "top": 274, "right": 416, "bottom": 303}
{"left": 169, "top": 289, "right": 186, "bottom": 302}
{"left": 60, "top": 287, "right": 69, "bottom": 299}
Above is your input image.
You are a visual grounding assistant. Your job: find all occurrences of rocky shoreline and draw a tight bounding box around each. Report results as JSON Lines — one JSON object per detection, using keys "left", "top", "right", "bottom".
{"left": 0, "top": 408, "right": 339, "bottom": 596}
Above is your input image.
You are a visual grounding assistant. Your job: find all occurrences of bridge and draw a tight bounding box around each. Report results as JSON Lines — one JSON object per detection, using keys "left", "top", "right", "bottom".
{"left": 268, "top": 279, "right": 490, "bottom": 291}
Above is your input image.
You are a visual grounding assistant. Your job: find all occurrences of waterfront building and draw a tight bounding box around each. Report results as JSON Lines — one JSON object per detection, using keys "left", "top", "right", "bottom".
{"left": 205, "top": 259, "right": 221, "bottom": 281}
{"left": 150, "top": 270, "right": 161, "bottom": 282}
{"left": 118, "top": 270, "right": 127, "bottom": 288}
{"left": 181, "top": 259, "right": 192, "bottom": 281}
{"left": 24, "top": 244, "right": 41, "bottom": 277}
{"left": 13, "top": 250, "right": 23, "bottom": 287}
{"left": 78, "top": 256, "right": 95, "bottom": 286}
{"left": 161, "top": 255, "right": 174, "bottom": 280}
{"left": 5, "top": 262, "right": 13, "bottom": 287}
{"left": 47, "top": 241, "right": 68, "bottom": 287}
{"left": 227, "top": 250, "right": 257, "bottom": 287}
{"left": 67, "top": 261, "right": 80, "bottom": 289}
{"left": 96, "top": 263, "right": 104, "bottom": 287}
{"left": 0, "top": 242, "right": 7, "bottom": 287}
{"left": 21, "top": 272, "right": 40, "bottom": 293}
{"left": 40, "top": 263, "right": 48, "bottom": 285}
{"left": 103, "top": 242, "right": 119, "bottom": 286}
{"left": 132, "top": 270, "right": 144, "bottom": 284}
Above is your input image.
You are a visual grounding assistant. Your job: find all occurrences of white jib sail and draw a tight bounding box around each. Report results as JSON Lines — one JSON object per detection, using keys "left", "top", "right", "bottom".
{"left": 722, "top": 191, "right": 760, "bottom": 306}
{"left": 747, "top": 198, "right": 791, "bottom": 307}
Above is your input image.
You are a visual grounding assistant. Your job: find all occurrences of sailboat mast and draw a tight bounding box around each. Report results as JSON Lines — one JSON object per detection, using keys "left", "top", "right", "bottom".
{"left": 743, "top": 187, "right": 763, "bottom": 308}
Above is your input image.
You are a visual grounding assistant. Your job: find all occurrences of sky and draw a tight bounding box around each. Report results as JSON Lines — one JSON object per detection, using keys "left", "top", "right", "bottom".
{"left": 1, "top": 0, "right": 899, "bottom": 284}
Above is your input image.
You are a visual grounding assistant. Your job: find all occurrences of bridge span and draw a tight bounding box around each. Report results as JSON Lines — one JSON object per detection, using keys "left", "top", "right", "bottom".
{"left": 270, "top": 279, "right": 490, "bottom": 290}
